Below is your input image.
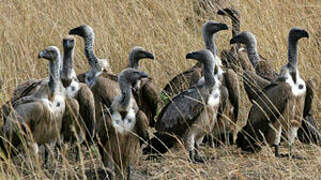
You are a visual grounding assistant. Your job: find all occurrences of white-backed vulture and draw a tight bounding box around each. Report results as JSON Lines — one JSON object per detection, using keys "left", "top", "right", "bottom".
{"left": 69, "top": 26, "right": 150, "bottom": 154}
{"left": 68, "top": 25, "right": 114, "bottom": 84}
{"left": 229, "top": 31, "right": 278, "bottom": 81}
{"left": 217, "top": 7, "right": 275, "bottom": 74}
{"left": 59, "top": 36, "right": 96, "bottom": 147}
{"left": 1, "top": 36, "right": 96, "bottom": 147}
{"left": 127, "top": 46, "right": 159, "bottom": 127}
{"left": 1, "top": 46, "right": 66, "bottom": 157}
{"left": 143, "top": 21, "right": 237, "bottom": 154}
{"left": 229, "top": 31, "right": 272, "bottom": 103}
{"left": 98, "top": 68, "right": 149, "bottom": 179}
{"left": 69, "top": 25, "right": 121, "bottom": 142}
{"left": 155, "top": 48, "right": 223, "bottom": 163}
{"left": 236, "top": 28, "right": 309, "bottom": 158}
{"left": 231, "top": 31, "right": 321, "bottom": 146}
{"left": 201, "top": 21, "right": 240, "bottom": 147}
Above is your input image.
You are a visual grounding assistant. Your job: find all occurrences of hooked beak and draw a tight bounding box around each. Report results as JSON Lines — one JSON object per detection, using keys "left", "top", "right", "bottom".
{"left": 230, "top": 37, "right": 238, "bottom": 45}
{"left": 186, "top": 52, "right": 195, "bottom": 60}
{"left": 217, "top": 9, "right": 225, "bottom": 15}
{"left": 302, "top": 31, "right": 309, "bottom": 39}
{"left": 139, "top": 71, "right": 148, "bottom": 79}
{"left": 219, "top": 23, "right": 229, "bottom": 31}
{"left": 69, "top": 26, "right": 82, "bottom": 35}
{"left": 144, "top": 51, "right": 154, "bottom": 60}
{"left": 38, "top": 51, "right": 45, "bottom": 59}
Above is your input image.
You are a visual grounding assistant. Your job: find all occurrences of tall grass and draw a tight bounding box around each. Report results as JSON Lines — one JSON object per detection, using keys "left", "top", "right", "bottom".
{"left": 0, "top": 0, "right": 321, "bottom": 179}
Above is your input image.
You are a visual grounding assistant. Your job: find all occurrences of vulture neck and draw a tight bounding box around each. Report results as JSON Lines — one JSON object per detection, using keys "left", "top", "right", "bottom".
{"left": 246, "top": 42, "right": 260, "bottom": 68}
{"left": 204, "top": 32, "right": 217, "bottom": 57}
{"left": 62, "top": 46, "right": 74, "bottom": 81}
{"left": 128, "top": 54, "right": 140, "bottom": 69}
{"left": 203, "top": 60, "right": 215, "bottom": 89}
{"left": 288, "top": 38, "right": 299, "bottom": 68}
{"left": 84, "top": 32, "right": 101, "bottom": 73}
{"left": 49, "top": 53, "right": 61, "bottom": 95}
{"left": 118, "top": 78, "right": 132, "bottom": 109}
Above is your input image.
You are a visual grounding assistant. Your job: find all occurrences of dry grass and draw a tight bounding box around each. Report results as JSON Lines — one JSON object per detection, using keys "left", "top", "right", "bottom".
{"left": 0, "top": 0, "right": 321, "bottom": 179}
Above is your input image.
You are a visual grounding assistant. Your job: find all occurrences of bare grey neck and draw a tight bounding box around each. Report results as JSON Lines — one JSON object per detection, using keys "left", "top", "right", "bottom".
{"left": 203, "top": 60, "right": 215, "bottom": 88}
{"left": 84, "top": 32, "right": 101, "bottom": 72}
{"left": 246, "top": 42, "right": 260, "bottom": 68}
{"left": 118, "top": 78, "right": 132, "bottom": 109}
{"left": 62, "top": 46, "right": 74, "bottom": 80}
{"left": 49, "top": 53, "right": 61, "bottom": 94}
{"left": 203, "top": 32, "right": 217, "bottom": 56}
{"left": 288, "top": 38, "right": 298, "bottom": 67}
{"left": 128, "top": 53, "right": 140, "bottom": 69}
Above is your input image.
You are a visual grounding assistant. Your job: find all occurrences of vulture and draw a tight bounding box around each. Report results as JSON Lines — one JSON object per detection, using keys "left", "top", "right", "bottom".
{"left": 0, "top": 36, "right": 96, "bottom": 146}
{"left": 236, "top": 28, "right": 309, "bottom": 158}
{"left": 69, "top": 25, "right": 122, "bottom": 143}
{"left": 69, "top": 26, "right": 151, "bottom": 162}
{"left": 98, "top": 68, "right": 149, "bottom": 179}
{"left": 127, "top": 46, "right": 159, "bottom": 127}
{"left": 1, "top": 46, "right": 66, "bottom": 158}
{"left": 200, "top": 20, "right": 240, "bottom": 147}
{"left": 155, "top": 48, "right": 222, "bottom": 163}
{"left": 231, "top": 31, "right": 321, "bottom": 146}
{"left": 230, "top": 31, "right": 278, "bottom": 81}
{"left": 59, "top": 36, "right": 96, "bottom": 151}
{"left": 229, "top": 31, "right": 272, "bottom": 103}
{"left": 68, "top": 24, "right": 114, "bottom": 84}
{"left": 217, "top": 7, "right": 275, "bottom": 74}
{"left": 144, "top": 21, "right": 239, "bottom": 154}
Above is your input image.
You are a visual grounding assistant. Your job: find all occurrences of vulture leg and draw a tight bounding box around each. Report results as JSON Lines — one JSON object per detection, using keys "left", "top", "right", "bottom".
{"left": 127, "top": 163, "right": 132, "bottom": 180}
{"left": 194, "top": 141, "right": 205, "bottom": 163}
{"left": 288, "top": 145, "right": 304, "bottom": 160}
{"left": 142, "top": 132, "right": 177, "bottom": 155}
{"left": 187, "top": 135, "right": 204, "bottom": 163}
{"left": 273, "top": 145, "right": 281, "bottom": 157}
{"left": 75, "top": 146, "right": 80, "bottom": 161}
{"left": 44, "top": 145, "right": 49, "bottom": 167}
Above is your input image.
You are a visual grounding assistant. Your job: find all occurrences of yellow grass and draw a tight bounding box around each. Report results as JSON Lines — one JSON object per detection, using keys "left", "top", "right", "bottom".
{"left": 0, "top": 0, "right": 321, "bottom": 179}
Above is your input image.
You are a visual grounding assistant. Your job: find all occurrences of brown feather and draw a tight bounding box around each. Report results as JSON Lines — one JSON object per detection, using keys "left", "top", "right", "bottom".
{"left": 161, "top": 63, "right": 202, "bottom": 98}
{"left": 133, "top": 78, "right": 160, "bottom": 127}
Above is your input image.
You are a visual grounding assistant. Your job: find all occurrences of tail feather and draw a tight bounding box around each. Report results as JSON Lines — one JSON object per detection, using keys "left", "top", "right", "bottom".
{"left": 236, "top": 121, "right": 268, "bottom": 152}
{"left": 142, "top": 132, "right": 177, "bottom": 155}
{"left": 298, "top": 115, "right": 321, "bottom": 145}
{"left": 203, "top": 132, "right": 234, "bottom": 147}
